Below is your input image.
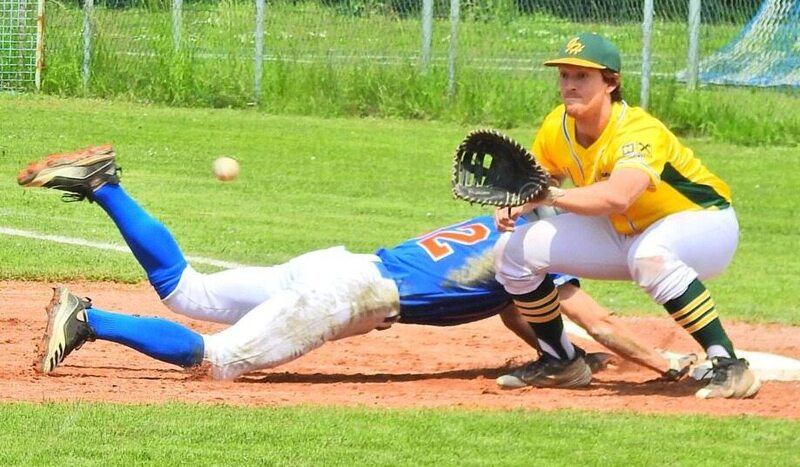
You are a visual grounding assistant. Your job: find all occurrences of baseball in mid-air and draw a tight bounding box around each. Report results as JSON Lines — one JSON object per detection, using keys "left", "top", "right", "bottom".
{"left": 213, "top": 156, "right": 240, "bottom": 181}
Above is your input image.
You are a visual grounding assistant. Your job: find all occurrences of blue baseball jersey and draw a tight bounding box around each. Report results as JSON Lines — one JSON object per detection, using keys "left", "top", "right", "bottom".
{"left": 374, "top": 215, "right": 576, "bottom": 326}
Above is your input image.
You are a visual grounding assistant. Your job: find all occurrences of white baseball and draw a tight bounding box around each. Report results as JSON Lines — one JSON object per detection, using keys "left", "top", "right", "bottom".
{"left": 213, "top": 156, "right": 240, "bottom": 181}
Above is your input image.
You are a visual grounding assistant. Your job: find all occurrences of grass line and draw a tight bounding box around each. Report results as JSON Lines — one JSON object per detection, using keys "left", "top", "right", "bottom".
{"left": 0, "top": 225, "right": 249, "bottom": 270}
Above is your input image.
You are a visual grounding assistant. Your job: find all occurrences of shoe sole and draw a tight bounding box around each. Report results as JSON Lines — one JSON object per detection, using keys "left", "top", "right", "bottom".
{"left": 739, "top": 377, "right": 762, "bottom": 398}
{"left": 496, "top": 375, "right": 528, "bottom": 389}
{"left": 695, "top": 371, "right": 763, "bottom": 399}
{"left": 17, "top": 145, "right": 115, "bottom": 188}
{"left": 37, "top": 287, "right": 73, "bottom": 374}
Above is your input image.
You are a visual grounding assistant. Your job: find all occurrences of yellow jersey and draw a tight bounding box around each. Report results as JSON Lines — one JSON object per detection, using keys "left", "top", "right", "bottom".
{"left": 532, "top": 101, "right": 732, "bottom": 235}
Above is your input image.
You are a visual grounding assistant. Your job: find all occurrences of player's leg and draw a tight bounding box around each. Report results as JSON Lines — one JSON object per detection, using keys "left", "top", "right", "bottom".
{"left": 494, "top": 213, "right": 632, "bottom": 388}
{"left": 93, "top": 183, "right": 187, "bottom": 298}
{"left": 94, "top": 183, "right": 297, "bottom": 323}
{"left": 629, "top": 207, "right": 760, "bottom": 398}
{"left": 161, "top": 247, "right": 392, "bottom": 325}
{"left": 36, "top": 276, "right": 394, "bottom": 377}
{"left": 628, "top": 208, "right": 739, "bottom": 357}
{"left": 88, "top": 307, "right": 204, "bottom": 367}
{"left": 36, "top": 266, "right": 396, "bottom": 377}
{"left": 17, "top": 146, "right": 289, "bottom": 323}
{"left": 38, "top": 287, "right": 204, "bottom": 374}
{"left": 203, "top": 250, "right": 399, "bottom": 380}
{"left": 494, "top": 213, "right": 631, "bottom": 363}
{"left": 496, "top": 300, "right": 616, "bottom": 375}
{"left": 18, "top": 145, "right": 192, "bottom": 298}
{"left": 96, "top": 182, "right": 301, "bottom": 323}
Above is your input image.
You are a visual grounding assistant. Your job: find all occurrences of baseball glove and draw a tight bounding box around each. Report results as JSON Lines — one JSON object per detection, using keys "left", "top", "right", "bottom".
{"left": 451, "top": 129, "right": 550, "bottom": 207}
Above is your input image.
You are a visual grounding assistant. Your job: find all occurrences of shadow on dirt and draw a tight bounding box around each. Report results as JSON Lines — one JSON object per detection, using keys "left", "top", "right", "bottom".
{"left": 239, "top": 366, "right": 514, "bottom": 384}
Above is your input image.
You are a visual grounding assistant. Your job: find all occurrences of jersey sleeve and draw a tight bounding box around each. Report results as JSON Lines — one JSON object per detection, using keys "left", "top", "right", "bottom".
{"left": 609, "top": 125, "right": 665, "bottom": 190}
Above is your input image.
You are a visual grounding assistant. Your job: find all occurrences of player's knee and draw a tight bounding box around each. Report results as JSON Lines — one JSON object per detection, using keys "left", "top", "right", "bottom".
{"left": 204, "top": 359, "right": 241, "bottom": 381}
{"left": 629, "top": 253, "right": 694, "bottom": 304}
{"left": 494, "top": 239, "right": 524, "bottom": 286}
{"left": 493, "top": 233, "right": 526, "bottom": 279}
{"left": 161, "top": 266, "right": 238, "bottom": 323}
{"left": 149, "top": 261, "right": 187, "bottom": 299}
{"left": 629, "top": 253, "right": 671, "bottom": 288}
{"left": 493, "top": 232, "right": 549, "bottom": 294}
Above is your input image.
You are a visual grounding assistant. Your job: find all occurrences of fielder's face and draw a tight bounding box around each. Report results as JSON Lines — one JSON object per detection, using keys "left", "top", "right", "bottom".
{"left": 557, "top": 65, "right": 615, "bottom": 120}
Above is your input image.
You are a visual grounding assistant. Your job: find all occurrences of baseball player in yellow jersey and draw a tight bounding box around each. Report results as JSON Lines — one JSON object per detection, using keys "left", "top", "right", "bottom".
{"left": 492, "top": 32, "right": 760, "bottom": 399}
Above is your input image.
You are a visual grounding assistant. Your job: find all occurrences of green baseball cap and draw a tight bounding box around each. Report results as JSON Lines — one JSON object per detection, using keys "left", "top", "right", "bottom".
{"left": 544, "top": 32, "right": 621, "bottom": 73}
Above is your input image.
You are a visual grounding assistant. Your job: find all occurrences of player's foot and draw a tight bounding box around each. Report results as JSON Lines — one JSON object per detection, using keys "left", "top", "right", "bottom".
{"left": 17, "top": 145, "right": 119, "bottom": 201}
{"left": 38, "top": 287, "right": 95, "bottom": 374}
{"left": 496, "top": 349, "right": 592, "bottom": 389}
{"left": 660, "top": 352, "right": 698, "bottom": 381}
{"left": 695, "top": 356, "right": 761, "bottom": 399}
{"left": 585, "top": 352, "right": 616, "bottom": 374}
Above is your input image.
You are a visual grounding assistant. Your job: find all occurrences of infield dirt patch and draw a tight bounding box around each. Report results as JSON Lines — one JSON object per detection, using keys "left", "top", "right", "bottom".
{"left": 2, "top": 280, "right": 798, "bottom": 418}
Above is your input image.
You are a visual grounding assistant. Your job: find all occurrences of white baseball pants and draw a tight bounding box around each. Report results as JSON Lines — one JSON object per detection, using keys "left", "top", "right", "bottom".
{"left": 162, "top": 246, "right": 400, "bottom": 380}
{"left": 494, "top": 208, "right": 739, "bottom": 305}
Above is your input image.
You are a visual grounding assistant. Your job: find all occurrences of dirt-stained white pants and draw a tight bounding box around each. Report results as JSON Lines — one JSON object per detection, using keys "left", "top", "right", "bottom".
{"left": 494, "top": 208, "right": 739, "bottom": 305}
{"left": 162, "top": 247, "right": 400, "bottom": 380}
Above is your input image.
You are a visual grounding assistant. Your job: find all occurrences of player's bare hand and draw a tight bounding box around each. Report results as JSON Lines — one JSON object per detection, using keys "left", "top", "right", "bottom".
{"left": 494, "top": 203, "right": 536, "bottom": 232}
{"left": 494, "top": 206, "right": 515, "bottom": 232}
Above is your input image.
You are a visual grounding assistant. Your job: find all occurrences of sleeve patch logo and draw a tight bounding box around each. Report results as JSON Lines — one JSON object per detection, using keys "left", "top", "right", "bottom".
{"left": 621, "top": 142, "right": 651, "bottom": 159}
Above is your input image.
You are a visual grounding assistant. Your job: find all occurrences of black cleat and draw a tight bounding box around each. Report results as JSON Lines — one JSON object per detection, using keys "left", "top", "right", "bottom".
{"left": 497, "top": 348, "right": 592, "bottom": 389}
{"left": 38, "top": 287, "right": 95, "bottom": 374}
{"left": 18, "top": 145, "right": 119, "bottom": 201}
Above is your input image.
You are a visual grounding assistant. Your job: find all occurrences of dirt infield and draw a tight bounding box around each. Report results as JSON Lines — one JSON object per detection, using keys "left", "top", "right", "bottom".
{"left": 2, "top": 280, "right": 799, "bottom": 419}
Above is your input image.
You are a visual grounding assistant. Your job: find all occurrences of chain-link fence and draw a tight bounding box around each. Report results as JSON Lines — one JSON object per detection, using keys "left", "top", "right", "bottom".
{"left": 3, "top": 0, "right": 797, "bottom": 142}
{"left": 0, "top": 0, "right": 43, "bottom": 91}
{"left": 40, "top": 0, "right": 764, "bottom": 97}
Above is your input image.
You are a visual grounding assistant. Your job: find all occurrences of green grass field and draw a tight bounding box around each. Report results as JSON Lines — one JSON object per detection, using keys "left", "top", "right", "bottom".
{"left": 1, "top": 403, "right": 798, "bottom": 465}
{"left": 1, "top": 94, "right": 798, "bottom": 462}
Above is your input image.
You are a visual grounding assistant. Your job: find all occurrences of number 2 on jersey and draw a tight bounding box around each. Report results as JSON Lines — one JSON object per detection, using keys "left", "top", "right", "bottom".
{"left": 417, "top": 223, "right": 491, "bottom": 260}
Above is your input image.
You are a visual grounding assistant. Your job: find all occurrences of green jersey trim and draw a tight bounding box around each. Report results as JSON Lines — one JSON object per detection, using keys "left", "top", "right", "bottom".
{"left": 661, "top": 163, "right": 730, "bottom": 209}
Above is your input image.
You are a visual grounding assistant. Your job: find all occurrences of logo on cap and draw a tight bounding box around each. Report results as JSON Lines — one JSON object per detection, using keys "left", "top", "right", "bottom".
{"left": 565, "top": 38, "right": 585, "bottom": 55}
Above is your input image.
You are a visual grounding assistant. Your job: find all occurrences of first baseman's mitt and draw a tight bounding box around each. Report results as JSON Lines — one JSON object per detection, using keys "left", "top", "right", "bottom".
{"left": 451, "top": 129, "right": 550, "bottom": 207}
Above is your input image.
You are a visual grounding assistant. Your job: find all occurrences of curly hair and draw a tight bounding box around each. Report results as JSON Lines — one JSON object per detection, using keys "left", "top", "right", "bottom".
{"left": 602, "top": 70, "right": 623, "bottom": 102}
